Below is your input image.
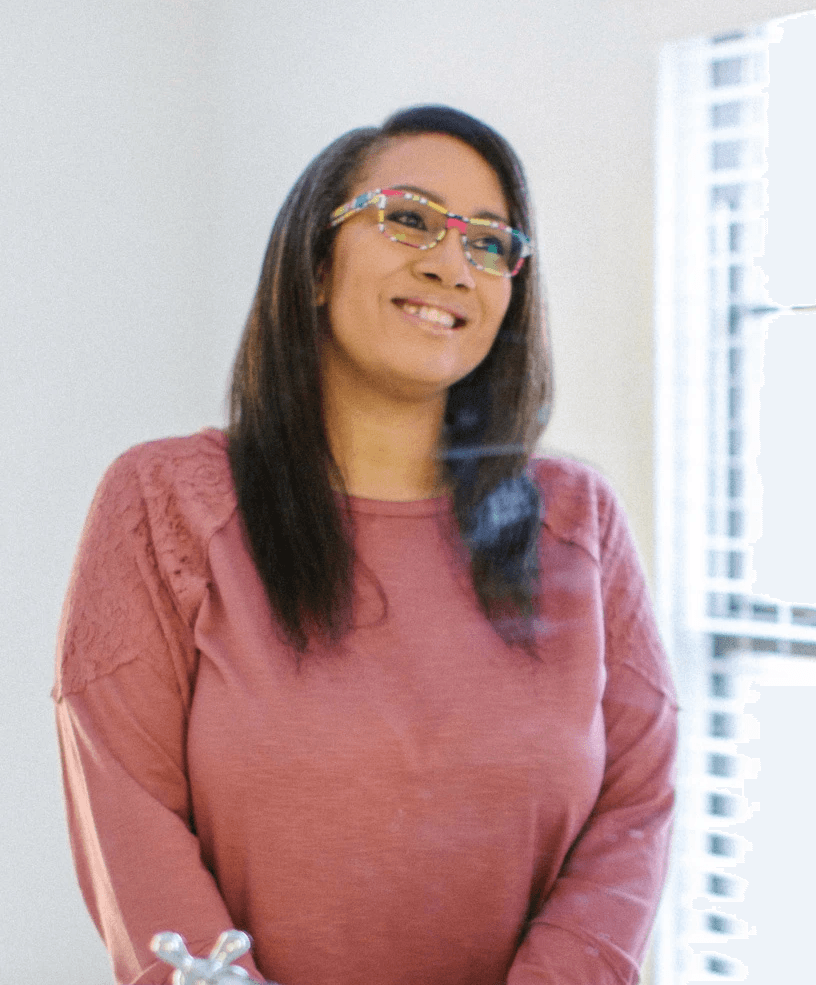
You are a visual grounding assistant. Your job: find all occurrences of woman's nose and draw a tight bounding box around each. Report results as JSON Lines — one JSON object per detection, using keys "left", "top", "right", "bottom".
{"left": 413, "top": 228, "right": 477, "bottom": 289}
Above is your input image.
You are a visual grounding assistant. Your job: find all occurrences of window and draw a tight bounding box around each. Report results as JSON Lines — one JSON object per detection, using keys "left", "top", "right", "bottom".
{"left": 708, "top": 833, "right": 737, "bottom": 858}
{"left": 707, "top": 912, "right": 733, "bottom": 935}
{"left": 712, "top": 58, "right": 742, "bottom": 87}
{"left": 791, "top": 606, "right": 816, "bottom": 626}
{"left": 708, "top": 752, "right": 736, "bottom": 777}
{"left": 707, "top": 873, "right": 734, "bottom": 898}
{"left": 706, "top": 953, "right": 734, "bottom": 976}
{"left": 712, "top": 140, "right": 743, "bottom": 170}
{"left": 750, "top": 602, "right": 777, "bottom": 622}
{"left": 707, "top": 792, "right": 736, "bottom": 818}
{"left": 712, "top": 102, "right": 741, "bottom": 128}
{"left": 654, "top": 14, "right": 816, "bottom": 983}
{"left": 709, "top": 712, "right": 736, "bottom": 740}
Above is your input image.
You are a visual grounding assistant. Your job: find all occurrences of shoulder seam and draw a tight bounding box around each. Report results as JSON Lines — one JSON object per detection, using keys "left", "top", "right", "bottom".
{"left": 614, "top": 657, "right": 680, "bottom": 708}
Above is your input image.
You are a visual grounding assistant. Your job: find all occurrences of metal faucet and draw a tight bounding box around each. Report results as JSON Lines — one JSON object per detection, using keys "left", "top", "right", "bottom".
{"left": 150, "top": 930, "right": 278, "bottom": 985}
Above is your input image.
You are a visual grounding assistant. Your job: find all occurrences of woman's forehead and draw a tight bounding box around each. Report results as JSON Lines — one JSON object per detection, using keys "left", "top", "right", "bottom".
{"left": 354, "top": 133, "right": 509, "bottom": 221}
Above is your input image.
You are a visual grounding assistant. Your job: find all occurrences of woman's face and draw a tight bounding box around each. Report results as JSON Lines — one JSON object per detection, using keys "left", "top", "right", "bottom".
{"left": 320, "top": 133, "right": 513, "bottom": 406}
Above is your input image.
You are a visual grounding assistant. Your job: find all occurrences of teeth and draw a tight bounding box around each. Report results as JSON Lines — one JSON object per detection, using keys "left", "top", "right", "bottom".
{"left": 399, "top": 302, "right": 458, "bottom": 328}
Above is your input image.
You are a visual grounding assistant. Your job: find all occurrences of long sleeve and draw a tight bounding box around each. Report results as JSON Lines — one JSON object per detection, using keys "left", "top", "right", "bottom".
{"left": 53, "top": 439, "right": 264, "bottom": 985}
{"left": 507, "top": 468, "right": 678, "bottom": 985}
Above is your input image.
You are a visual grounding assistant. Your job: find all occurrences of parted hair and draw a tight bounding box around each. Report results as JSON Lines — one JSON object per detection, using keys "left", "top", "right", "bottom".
{"left": 228, "top": 105, "right": 552, "bottom": 653}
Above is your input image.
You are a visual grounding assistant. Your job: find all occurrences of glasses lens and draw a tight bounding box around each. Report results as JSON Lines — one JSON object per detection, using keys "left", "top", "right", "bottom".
{"left": 379, "top": 192, "right": 528, "bottom": 276}
{"left": 381, "top": 195, "right": 445, "bottom": 247}
{"left": 465, "top": 221, "right": 524, "bottom": 276}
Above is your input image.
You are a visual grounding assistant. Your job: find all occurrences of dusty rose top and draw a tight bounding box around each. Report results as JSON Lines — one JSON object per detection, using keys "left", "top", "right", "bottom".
{"left": 54, "top": 429, "right": 677, "bottom": 985}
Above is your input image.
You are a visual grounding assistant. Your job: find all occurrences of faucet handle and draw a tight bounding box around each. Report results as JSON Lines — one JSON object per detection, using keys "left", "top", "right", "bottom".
{"left": 150, "top": 929, "right": 267, "bottom": 984}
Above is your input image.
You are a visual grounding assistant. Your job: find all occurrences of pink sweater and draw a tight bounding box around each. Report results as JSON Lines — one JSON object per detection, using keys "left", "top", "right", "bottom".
{"left": 54, "top": 429, "right": 677, "bottom": 985}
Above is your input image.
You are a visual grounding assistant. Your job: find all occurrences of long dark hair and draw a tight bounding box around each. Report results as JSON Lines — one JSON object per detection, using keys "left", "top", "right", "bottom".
{"left": 228, "top": 105, "right": 552, "bottom": 653}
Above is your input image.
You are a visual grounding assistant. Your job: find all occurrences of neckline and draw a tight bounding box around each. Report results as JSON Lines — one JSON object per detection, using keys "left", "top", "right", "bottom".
{"left": 339, "top": 491, "right": 452, "bottom": 517}
{"left": 202, "top": 428, "right": 452, "bottom": 517}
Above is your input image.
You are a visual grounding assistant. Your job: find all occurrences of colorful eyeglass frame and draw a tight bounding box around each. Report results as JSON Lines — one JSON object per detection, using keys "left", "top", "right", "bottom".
{"left": 329, "top": 188, "right": 532, "bottom": 278}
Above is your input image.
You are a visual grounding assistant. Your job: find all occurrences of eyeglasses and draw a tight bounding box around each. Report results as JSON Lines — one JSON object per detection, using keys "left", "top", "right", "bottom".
{"left": 329, "top": 188, "right": 532, "bottom": 278}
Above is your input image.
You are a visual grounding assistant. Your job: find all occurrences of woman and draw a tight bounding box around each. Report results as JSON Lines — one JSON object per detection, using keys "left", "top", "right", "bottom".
{"left": 54, "top": 106, "right": 677, "bottom": 985}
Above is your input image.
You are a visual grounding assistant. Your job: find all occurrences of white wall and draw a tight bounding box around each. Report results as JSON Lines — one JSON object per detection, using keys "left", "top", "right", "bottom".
{"left": 2, "top": 1, "right": 810, "bottom": 981}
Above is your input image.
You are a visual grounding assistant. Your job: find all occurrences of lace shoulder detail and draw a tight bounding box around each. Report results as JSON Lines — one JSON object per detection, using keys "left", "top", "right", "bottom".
{"left": 54, "top": 430, "right": 237, "bottom": 699}
{"left": 134, "top": 429, "right": 237, "bottom": 620}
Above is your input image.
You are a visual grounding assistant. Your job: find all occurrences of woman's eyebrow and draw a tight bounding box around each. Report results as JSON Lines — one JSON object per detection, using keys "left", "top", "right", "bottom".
{"left": 390, "top": 184, "right": 510, "bottom": 225}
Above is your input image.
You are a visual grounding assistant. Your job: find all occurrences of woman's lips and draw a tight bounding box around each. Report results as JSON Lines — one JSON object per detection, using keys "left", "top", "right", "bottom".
{"left": 392, "top": 299, "right": 467, "bottom": 329}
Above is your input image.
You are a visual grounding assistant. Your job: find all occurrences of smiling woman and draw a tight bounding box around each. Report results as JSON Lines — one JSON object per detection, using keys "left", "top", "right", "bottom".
{"left": 53, "top": 105, "right": 677, "bottom": 985}
{"left": 227, "top": 106, "right": 548, "bottom": 648}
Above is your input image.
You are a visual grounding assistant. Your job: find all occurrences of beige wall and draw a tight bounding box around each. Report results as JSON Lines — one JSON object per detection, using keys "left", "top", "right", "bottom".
{"left": 2, "top": 1, "right": 811, "bottom": 981}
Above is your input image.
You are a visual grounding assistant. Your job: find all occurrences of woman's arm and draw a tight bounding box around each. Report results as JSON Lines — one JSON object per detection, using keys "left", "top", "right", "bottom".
{"left": 507, "top": 469, "right": 678, "bottom": 985}
{"left": 53, "top": 444, "right": 265, "bottom": 985}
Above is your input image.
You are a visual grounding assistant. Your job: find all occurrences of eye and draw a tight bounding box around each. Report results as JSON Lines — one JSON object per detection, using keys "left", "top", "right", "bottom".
{"left": 386, "top": 208, "right": 429, "bottom": 231}
{"left": 470, "top": 234, "right": 507, "bottom": 257}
